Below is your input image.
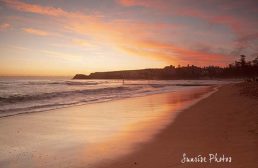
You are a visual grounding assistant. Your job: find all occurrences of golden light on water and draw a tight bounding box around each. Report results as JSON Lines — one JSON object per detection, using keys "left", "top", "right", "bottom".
{"left": 0, "top": 87, "right": 211, "bottom": 167}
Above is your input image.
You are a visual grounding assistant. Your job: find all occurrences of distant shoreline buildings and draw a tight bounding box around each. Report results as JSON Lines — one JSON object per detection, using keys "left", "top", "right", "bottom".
{"left": 74, "top": 55, "right": 258, "bottom": 80}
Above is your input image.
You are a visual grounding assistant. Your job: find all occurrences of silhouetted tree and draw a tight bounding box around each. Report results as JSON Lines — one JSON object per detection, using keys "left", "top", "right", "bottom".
{"left": 252, "top": 56, "right": 258, "bottom": 66}
{"left": 240, "top": 55, "right": 246, "bottom": 67}
{"left": 74, "top": 54, "right": 258, "bottom": 80}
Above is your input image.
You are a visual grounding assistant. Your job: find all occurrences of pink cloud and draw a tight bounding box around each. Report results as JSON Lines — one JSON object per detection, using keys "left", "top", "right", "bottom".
{"left": 117, "top": 0, "right": 152, "bottom": 7}
{"left": 0, "top": 23, "right": 11, "bottom": 31}
{"left": 2, "top": 0, "right": 239, "bottom": 66}
{"left": 117, "top": 0, "right": 257, "bottom": 34}
{"left": 22, "top": 28, "right": 49, "bottom": 36}
{"left": 3, "top": 0, "right": 68, "bottom": 16}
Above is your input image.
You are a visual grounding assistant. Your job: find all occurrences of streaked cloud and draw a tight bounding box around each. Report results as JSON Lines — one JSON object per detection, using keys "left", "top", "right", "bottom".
{"left": 71, "top": 38, "right": 93, "bottom": 47}
{"left": 2, "top": 0, "right": 68, "bottom": 17}
{"left": 0, "top": 0, "right": 257, "bottom": 75}
{"left": 8, "top": 45, "right": 82, "bottom": 61}
{"left": 1, "top": 0, "right": 239, "bottom": 65}
{"left": 117, "top": 0, "right": 150, "bottom": 7}
{"left": 22, "top": 28, "right": 49, "bottom": 36}
{"left": 0, "top": 23, "right": 11, "bottom": 31}
{"left": 117, "top": 0, "right": 258, "bottom": 58}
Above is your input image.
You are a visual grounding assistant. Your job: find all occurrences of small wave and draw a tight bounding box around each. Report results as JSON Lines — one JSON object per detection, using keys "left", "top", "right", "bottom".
{"left": 0, "top": 79, "right": 222, "bottom": 118}
{"left": 125, "top": 83, "right": 172, "bottom": 87}
{"left": 65, "top": 81, "right": 98, "bottom": 85}
{"left": 23, "top": 81, "right": 99, "bottom": 86}
{"left": 175, "top": 84, "right": 213, "bottom": 86}
{"left": 0, "top": 86, "right": 135, "bottom": 104}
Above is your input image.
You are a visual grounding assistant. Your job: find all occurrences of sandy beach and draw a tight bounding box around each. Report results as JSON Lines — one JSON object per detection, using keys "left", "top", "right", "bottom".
{"left": 0, "top": 85, "right": 213, "bottom": 168}
{"left": 0, "top": 83, "right": 257, "bottom": 168}
{"left": 95, "top": 83, "right": 258, "bottom": 168}
{"left": 1, "top": 0, "right": 257, "bottom": 167}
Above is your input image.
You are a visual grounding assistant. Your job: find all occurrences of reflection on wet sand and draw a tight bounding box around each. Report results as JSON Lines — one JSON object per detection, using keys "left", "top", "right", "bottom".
{"left": 0, "top": 86, "right": 214, "bottom": 168}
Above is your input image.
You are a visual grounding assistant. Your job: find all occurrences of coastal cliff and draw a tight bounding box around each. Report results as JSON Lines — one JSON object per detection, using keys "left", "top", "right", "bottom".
{"left": 72, "top": 60, "right": 258, "bottom": 80}
{"left": 73, "top": 65, "right": 179, "bottom": 80}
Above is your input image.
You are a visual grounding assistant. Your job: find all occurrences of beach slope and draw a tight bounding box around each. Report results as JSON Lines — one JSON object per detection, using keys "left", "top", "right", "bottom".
{"left": 96, "top": 84, "right": 258, "bottom": 168}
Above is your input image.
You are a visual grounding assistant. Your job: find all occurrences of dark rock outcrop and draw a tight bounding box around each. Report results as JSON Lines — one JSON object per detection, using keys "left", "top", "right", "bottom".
{"left": 73, "top": 74, "right": 89, "bottom": 79}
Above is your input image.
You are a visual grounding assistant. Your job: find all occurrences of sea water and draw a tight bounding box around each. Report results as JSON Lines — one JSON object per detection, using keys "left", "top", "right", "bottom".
{"left": 0, "top": 77, "right": 234, "bottom": 117}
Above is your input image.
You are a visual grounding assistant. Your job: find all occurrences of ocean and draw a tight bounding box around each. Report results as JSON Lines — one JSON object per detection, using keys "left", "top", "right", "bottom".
{"left": 0, "top": 77, "right": 234, "bottom": 117}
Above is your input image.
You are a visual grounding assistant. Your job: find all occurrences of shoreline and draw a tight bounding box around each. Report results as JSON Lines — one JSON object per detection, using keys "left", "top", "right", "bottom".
{"left": 0, "top": 83, "right": 256, "bottom": 168}
{"left": 95, "top": 83, "right": 257, "bottom": 168}
{"left": 0, "top": 84, "right": 216, "bottom": 119}
{"left": 0, "top": 86, "right": 214, "bottom": 168}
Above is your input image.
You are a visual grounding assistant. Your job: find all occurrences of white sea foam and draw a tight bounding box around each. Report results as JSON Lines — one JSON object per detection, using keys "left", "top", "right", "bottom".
{"left": 0, "top": 78, "right": 237, "bottom": 117}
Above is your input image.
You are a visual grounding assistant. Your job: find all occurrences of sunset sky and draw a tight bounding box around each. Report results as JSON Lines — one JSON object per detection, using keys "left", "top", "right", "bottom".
{"left": 0, "top": 0, "right": 257, "bottom": 76}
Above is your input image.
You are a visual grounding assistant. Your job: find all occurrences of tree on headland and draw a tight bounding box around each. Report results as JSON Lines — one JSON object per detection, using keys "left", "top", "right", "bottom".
{"left": 240, "top": 55, "right": 246, "bottom": 67}
{"left": 252, "top": 56, "right": 258, "bottom": 66}
{"left": 73, "top": 55, "right": 258, "bottom": 80}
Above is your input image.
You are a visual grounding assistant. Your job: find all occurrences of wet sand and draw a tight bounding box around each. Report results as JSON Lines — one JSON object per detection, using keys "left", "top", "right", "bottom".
{"left": 96, "top": 84, "right": 258, "bottom": 168}
{"left": 0, "top": 86, "right": 213, "bottom": 168}
{"left": 0, "top": 84, "right": 256, "bottom": 168}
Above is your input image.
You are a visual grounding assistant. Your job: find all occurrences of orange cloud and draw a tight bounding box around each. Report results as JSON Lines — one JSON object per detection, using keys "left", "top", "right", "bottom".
{"left": 118, "top": 39, "right": 231, "bottom": 66}
{"left": 3, "top": 0, "right": 68, "bottom": 16}
{"left": 117, "top": 0, "right": 135, "bottom": 6}
{"left": 64, "top": 20, "right": 188, "bottom": 64}
{"left": 120, "top": 46, "right": 178, "bottom": 64}
{"left": 22, "top": 28, "right": 49, "bottom": 36}
{"left": 71, "top": 39, "right": 92, "bottom": 47}
{"left": 3, "top": 0, "right": 232, "bottom": 66}
{"left": 0, "top": 23, "right": 11, "bottom": 31}
{"left": 3, "top": 0, "right": 96, "bottom": 20}
{"left": 117, "top": 0, "right": 148, "bottom": 7}
{"left": 118, "top": 0, "right": 257, "bottom": 57}
{"left": 66, "top": 18, "right": 227, "bottom": 66}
